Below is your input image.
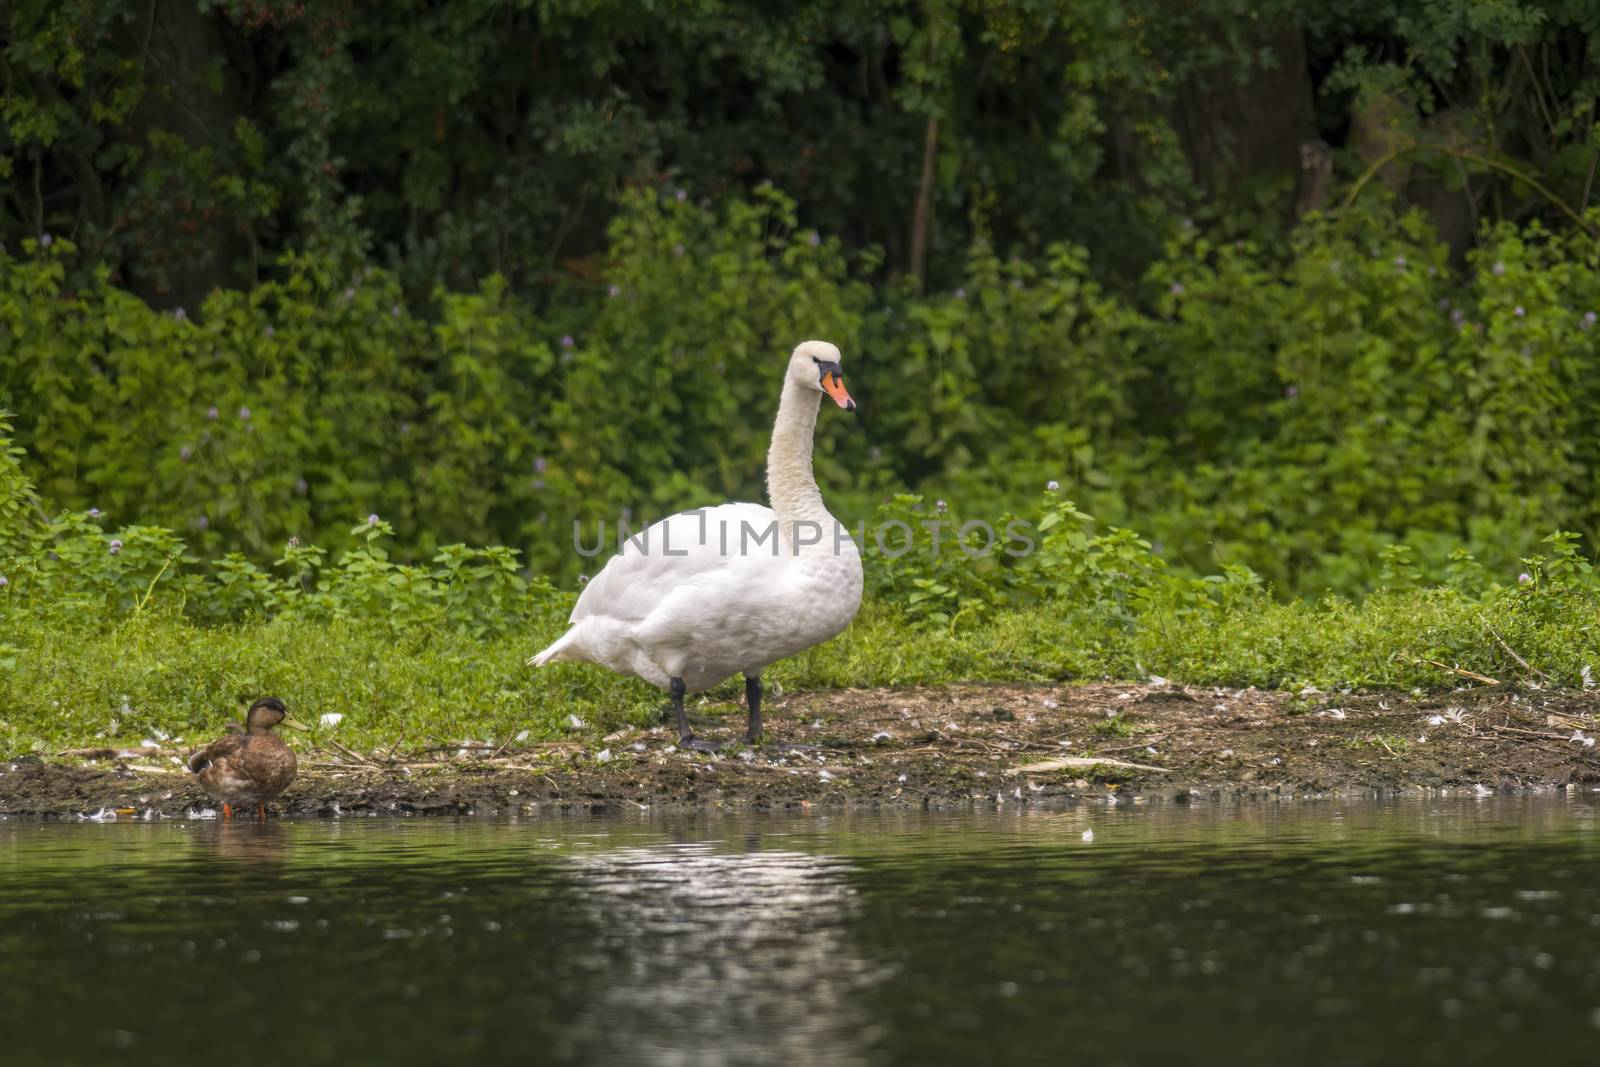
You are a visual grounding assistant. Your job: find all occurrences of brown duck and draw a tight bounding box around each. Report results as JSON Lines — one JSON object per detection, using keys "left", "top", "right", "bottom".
{"left": 187, "top": 697, "right": 308, "bottom": 819}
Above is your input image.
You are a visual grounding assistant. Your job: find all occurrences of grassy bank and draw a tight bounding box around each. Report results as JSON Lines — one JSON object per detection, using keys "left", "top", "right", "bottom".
{"left": 5, "top": 588, "right": 1599, "bottom": 759}
{"left": 8, "top": 420, "right": 1600, "bottom": 758}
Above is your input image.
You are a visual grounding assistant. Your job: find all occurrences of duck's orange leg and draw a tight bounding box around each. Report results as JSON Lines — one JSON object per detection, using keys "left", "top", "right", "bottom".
{"left": 221, "top": 802, "right": 233, "bottom": 820}
{"left": 256, "top": 803, "right": 268, "bottom": 821}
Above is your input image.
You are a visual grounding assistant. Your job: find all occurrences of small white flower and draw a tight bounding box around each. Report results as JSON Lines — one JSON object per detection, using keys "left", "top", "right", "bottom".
{"left": 565, "top": 714, "right": 586, "bottom": 729}
{"left": 596, "top": 748, "right": 613, "bottom": 763}
{"left": 320, "top": 713, "right": 344, "bottom": 727}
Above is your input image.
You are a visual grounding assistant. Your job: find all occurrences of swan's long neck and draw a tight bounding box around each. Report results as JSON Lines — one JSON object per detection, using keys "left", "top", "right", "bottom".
{"left": 766, "top": 377, "right": 830, "bottom": 535}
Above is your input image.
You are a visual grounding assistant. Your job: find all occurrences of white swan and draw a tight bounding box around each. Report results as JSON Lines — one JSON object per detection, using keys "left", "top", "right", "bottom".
{"left": 530, "top": 340, "right": 864, "bottom": 749}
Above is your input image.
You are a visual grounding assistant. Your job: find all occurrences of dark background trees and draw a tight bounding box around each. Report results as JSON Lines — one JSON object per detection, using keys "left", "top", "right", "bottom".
{"left": 8, "top": 1, "right": 1597, "bottom": 308}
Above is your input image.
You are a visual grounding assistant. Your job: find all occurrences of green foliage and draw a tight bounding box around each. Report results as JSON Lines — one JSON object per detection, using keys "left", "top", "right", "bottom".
{"left": 1116, "top": 206, "right": 1600, "bottom": 593}
{"left": 7, "top": 191, "right": 1600, "bottom": 596}
{"left": 9, "top": 514, "right": 1600, "bottom": 755}
{"left": 0, "top": 411, "right": 40, "bottom": 567}
{"left": 3, "top": 504, "right": 562, "bottom": 644}
{"left": 10, "top": 415, "right": 1600, "bottom": 758}
{"left": 10, "top": 3, "right": 1600, "bottom": 758}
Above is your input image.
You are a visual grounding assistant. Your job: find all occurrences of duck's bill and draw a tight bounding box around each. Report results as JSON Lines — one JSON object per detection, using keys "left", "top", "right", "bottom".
{"left": 279, "top": 714, "right": 311, "bottom": 732}
{"left": 822, "top": 372, "right": 856, "bottom": 411}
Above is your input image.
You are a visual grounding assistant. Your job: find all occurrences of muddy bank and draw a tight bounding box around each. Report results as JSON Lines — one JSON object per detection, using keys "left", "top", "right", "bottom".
{"left": 4, "top": 682, "right": 1599, "bottom": 818}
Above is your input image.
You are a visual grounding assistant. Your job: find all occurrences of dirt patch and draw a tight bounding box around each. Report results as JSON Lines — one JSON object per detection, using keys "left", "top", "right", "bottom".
{"left": 4, "top": 682, "right": 1600, "bottom": 818}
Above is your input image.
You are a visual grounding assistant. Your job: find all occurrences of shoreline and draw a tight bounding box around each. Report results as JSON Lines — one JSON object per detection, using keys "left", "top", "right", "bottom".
{"left": 3, "top": 682, "right": 1598, "bottom": 818}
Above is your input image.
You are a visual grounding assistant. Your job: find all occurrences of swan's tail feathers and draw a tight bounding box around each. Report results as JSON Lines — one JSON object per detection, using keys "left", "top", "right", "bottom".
{"left": 529, "top": 629, "right": 579, "bottom": 668}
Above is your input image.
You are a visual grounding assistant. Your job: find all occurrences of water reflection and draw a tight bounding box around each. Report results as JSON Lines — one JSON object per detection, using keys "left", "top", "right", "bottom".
{"left": 186, "top": 819, "right": 296, "bottom": 865}
{"left": 563, "top": 840, "right": 882, "bottom": 1065}
{"left": 2, "top": 798, "right": 1599, "bottom": 1066}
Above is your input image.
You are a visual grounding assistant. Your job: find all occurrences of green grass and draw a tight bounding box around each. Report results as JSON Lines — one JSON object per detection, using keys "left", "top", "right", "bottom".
{"left": 4, "top": 589, "right": 1600, "bottom": 757}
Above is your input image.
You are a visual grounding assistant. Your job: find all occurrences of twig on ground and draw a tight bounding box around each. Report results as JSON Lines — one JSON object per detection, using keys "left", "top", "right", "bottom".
{"left": 1486, "top": 626, "right": 1551, "bottom": 681}
{"left": 977, "top": 731, "right": 1062, "bottom": 752}
{"left": 1414, "top": 656, "right": 1501, "bottom": 686}
{"left": 326, "top": 739, "right": 378, "bottom": 766}
{"left": 1489, "top": 723, "right": 1576, "bottom": 742}
{"left": 1544, "top": 713, "right": 1595, "bottom": 731}
{"left": 58, "top": 747, "right": 137, "bottom": 760}
{"left": 1005, "top": 756, "right": 1169, "bottom": 775}
{"left": 1094, "top": 733, "right": 1173, "bottom": 756}
{"left": 378, "top": 730, "right": 410, "bottom": 764}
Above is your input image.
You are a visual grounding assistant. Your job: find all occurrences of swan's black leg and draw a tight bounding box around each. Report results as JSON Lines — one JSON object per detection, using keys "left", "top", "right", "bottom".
{"left": 744, "top": 675, "right": 817, "bottom": 753}
{"left": 672, "top": 676, "right": 723, "bottom": 753}
{"left": 671, "top": 676, "right": 689, "bottom": 739}
{"left": 745, "top": 674, "right": 763, "bottom": 743}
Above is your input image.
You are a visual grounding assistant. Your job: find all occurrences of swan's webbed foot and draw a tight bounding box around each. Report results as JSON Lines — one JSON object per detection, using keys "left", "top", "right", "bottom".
{"left": 669, "top": 676, "right": 730, "bottom": 752}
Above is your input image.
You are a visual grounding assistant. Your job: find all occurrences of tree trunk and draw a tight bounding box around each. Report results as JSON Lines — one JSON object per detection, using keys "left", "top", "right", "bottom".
{"left": 1173, "top": 27, "right": 1318, "bottom": 197}
{"left": 909, "top": 113, "right": 939, "bottom": 285}
{"left": 115, "top": 1, "right": 253, "bottom": 310}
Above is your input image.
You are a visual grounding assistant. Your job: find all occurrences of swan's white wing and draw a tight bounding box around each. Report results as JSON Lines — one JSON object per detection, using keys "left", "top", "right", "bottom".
{"left": 570, "top": 502, "right": 779, "bottom": 624}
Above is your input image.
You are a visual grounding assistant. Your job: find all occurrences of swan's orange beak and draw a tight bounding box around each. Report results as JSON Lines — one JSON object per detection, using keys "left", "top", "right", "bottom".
{"left": 822, "top": 370, "right": 856, "bottom": 411}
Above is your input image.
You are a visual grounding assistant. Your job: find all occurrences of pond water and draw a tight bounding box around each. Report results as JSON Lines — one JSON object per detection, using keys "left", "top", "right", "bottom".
{"left": 2, "top": 798, "right": 1599, "bottom": 1066}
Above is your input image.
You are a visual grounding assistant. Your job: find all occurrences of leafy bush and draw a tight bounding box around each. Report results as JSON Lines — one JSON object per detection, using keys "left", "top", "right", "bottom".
{"left": 0, "top": 411, "right": 40, "bottom": 568}
{"left": 6, "top": 192, "right": 1600, "bottom": 596}
{"left": 1124, "top": 208, "right": 1600, "bottom": 591}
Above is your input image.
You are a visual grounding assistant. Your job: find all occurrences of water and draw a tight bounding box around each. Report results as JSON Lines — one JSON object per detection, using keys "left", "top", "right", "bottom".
{"left": 3, "top": 798, "right": 1599, "bottom": 1066}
